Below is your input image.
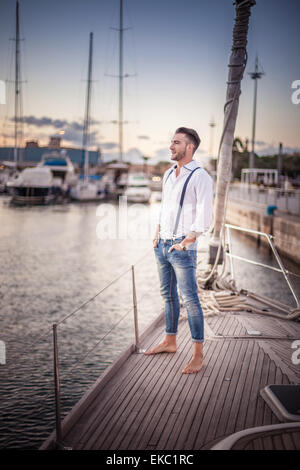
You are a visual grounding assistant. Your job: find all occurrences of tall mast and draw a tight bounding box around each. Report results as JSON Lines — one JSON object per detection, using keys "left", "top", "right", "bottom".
{"left": 14, "top": 0, "right": 21, "bottom": 163}
{"left": 82, "top": 32, "right": 93, "bottom": 184}
{"left": 209, "top": 0, "right": 255, "bottom": 273}
{"left": 119, "top": 0, "right": 124, "bottom": 162}
{"left": 248, "top": 55, "right": 264, "bottom": 175}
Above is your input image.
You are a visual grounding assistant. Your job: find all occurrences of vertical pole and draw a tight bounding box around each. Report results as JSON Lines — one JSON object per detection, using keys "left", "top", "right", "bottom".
{"left": 226, "top": 225, "right": 235, "bottom": 281}
{"left": 53, "top": 323, "right": 63, "bottom": 448}
{"left": 249, "top": 55, "right": 264, "bottom": 176}
{"left": 266, "top": 235, "right": 300, "bottom": 307}
{"left": 82, "top": 32, "right": 93, "bottom": 183}
{"left": 277, "top": 142, "right": 282, "bottom": 187}
{"left": 285, "top": 190, "right": 289, "bottom": 213}
{"left": 14, "top": 0, "right": 20, "bottom": 163}
{"left": 119, "top": 0, "right": 123, "bottom": 162}
{"left": 249, "top": 71, "right": 257, "bottom": 172}
{"left": 131, "top": 265, "right": 140, "bottom": 351}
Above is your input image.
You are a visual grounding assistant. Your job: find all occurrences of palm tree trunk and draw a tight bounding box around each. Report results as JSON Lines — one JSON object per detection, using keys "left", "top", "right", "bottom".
{"left": 209, "top": 0, "right": 256, "bottom": 265}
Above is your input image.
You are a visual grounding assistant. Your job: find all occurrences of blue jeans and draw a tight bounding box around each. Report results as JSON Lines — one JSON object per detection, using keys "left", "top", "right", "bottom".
{"left": 154, "top": 236, "right": 204, "bottom": 343}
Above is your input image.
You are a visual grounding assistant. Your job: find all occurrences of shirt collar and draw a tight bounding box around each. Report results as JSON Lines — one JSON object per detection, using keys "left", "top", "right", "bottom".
{"left": 172, "top": 160, "right": 198, "bottom": 172}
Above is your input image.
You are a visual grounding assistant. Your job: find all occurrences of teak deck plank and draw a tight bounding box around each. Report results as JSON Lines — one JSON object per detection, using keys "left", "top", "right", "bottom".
{"left": 88, "top": 322, "right": 191, "bottom": 449}
{"left": 112, "top": 328, "right": 192, "bottom": 450}
{"left": 160, "top": 340, "right": 220, "bottom": 450}
{"left": 183, "top": 340, "right": 236, "bottom": 450}
{"left": 171, "top": 340, "right": 227, "bottom": 450}
{"left": 67, "top": 328, "right": 165, "bottom": 448}
{"left": 149, "top": 341, "right": 216, "bottom": 450}
{"left": 215, "top": 340, "right": 254, "bottom": 439}
{"left": 196, "top": 339, "right": 246, "bottom": 447}
{"left": 42, "top": 305, "right": 300, "bottom": 451}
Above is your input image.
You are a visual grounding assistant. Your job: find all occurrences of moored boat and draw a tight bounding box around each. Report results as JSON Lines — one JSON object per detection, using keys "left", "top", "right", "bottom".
{"left": 124, "top": 172, "right": 151, "bottom": 203}
{"left": 37, "top": 151, "right": 77, "bottom": 193}
{"left": 7, "top": 165, "right": 56, "bottom": 205}
{"left": 7, "top": 151, "right": 77, "bottom": 205}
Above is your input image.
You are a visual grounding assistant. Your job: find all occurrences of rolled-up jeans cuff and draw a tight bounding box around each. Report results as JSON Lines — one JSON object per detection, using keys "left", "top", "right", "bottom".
{"left": 165, "top": 332, "right": 177, "bottom": 336}
{"left": 192, "top": 338, "right": 204, "bottom": 343}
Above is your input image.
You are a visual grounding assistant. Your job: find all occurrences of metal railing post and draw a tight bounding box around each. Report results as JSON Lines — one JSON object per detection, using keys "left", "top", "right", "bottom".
{"left": 131, "top": 265, "right": 143, "bottom": 353}
{"left": 225, "top": 223, "right": 300, "bottom": 307}
{"left": 52, "top": 323, "right": 63, "bottom": 449}
{"left": 226, "top": 225, "right": 235, "bottom": 280}
{"left": 265, "top": 234, "right": 300, "bottom": 307}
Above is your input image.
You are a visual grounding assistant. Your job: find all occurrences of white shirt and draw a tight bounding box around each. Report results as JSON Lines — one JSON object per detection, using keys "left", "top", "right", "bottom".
{"left": 158, "top": 160, "right": 214, "bottom": 239}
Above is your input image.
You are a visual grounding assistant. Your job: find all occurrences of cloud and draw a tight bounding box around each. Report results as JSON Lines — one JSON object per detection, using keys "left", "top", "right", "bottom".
{"left": 13, "top": 115, "right": 102, "bottom": 147}
{"left": 101, "top": 147, "right": 145, "bottom": 164}
{"left": 152, "top": 147, "right": 171, "bottom": 161}
{"left": 63, "top": 128, "right": 100, "bottom": 146}
{"left": 138, "top": 135, "right": 150, "bottom": 140}
{"left": 100, "top": 142, "right": 118, "bottom": 150}
{"left": 256, "top": 144, "right": 300, "bottom": 156}
{"left": 255, "top": 140, "right": 267, "bottom": 146}
{"left": 15, "top": 115, "right": 68, "bottom": 128}
{"left": 15, "top": 115, "right": 101, "bottom": 130}
{"left": 123, "top": 147, "right": 144, "bottom": 163}
{"left": 255, "top": 142, "right": 300, "bottom": 157}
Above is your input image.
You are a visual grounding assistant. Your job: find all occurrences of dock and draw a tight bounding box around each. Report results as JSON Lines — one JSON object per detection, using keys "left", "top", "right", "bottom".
{"left": 41, "top": 292, "right": 300, "bottom": 451}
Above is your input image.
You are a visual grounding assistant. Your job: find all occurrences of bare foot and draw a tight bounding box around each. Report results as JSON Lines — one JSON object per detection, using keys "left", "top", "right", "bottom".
{"left": 144, "top": 340, "right": 177, "bottom": 355}
{"left": 181, "top": 357, "right": 203, "bottom": 374}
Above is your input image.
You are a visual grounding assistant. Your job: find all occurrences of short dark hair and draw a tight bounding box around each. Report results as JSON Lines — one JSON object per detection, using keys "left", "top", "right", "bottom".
{"left": 175, "top": 127, "right": 201, "bottom": 153}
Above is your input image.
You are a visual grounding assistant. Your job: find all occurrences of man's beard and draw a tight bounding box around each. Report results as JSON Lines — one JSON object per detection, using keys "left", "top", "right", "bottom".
{"left": 171, "top": 148, "right": 187, "bottom": 161}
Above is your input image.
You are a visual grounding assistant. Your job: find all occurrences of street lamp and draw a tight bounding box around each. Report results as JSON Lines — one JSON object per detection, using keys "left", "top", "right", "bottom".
{"left": 248, "top": 55, "right": 265, "bottom": 180}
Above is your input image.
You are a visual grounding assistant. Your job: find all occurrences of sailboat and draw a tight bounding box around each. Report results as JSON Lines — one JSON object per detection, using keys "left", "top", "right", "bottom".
{"left": 5, "top": 1, "right": 53, "bottom": 205}
{"left": 98, "top": 0, "right": 132, "bottom": 199}
{"left": 70, "top": 32, "right": 105, "bottom": 201}
{"left": 2, "top": 1, "right": 22, "bottom": 189}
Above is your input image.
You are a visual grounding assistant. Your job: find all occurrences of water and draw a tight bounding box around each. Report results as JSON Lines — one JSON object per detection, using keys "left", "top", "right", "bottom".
{"left": 0, "top": 195, "right": 299, "bottom": 449}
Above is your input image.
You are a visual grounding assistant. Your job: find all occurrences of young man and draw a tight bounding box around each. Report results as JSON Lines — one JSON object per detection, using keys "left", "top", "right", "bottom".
{"left": 145, "top": 127, "right": 213, "bottom": 374}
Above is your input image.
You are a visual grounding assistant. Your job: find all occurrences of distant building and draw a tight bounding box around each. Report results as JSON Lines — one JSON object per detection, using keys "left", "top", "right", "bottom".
{"left": 0, "top": 146, "right": 101, "bottom": 167}
{"left": 49, "top": 136, "right": 61, "bottom": 149}
{"left": 25, "top": 140, "right": 39, "bottom": 148}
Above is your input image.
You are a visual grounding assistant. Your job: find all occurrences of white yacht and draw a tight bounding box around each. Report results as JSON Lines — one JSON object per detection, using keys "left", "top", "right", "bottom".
{"left": 38, "top": 151, "right": 77, "bottom": 192}
{"left": 0, "top": 161, "right": 19, "bottom": 193}
{"left": 124, "top": 172, "right": 151, "bottom": 203}
{"left": 70, "top": 175, "right": 105, "bottom": 201}
{"left": 7, "top": 151, "right": 77, "bottom": 204}
{"left": 6, "top": 166, "right": 55, "bottom": 204}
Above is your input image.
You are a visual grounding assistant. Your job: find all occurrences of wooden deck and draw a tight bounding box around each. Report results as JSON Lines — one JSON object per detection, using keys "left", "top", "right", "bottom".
{"left": 216, "top": 424, "right": 300, "bottom": 450}
{"left": 41, "top": 295, "right": 300, "bottom": 450}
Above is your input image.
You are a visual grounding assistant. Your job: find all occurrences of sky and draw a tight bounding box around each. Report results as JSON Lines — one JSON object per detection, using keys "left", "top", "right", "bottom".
{"left": 0, "top": 0, "right": 299, "bottom": 165}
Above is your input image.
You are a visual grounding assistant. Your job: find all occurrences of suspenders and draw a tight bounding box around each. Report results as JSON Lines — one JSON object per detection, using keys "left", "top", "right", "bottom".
{"left": 162, "top": 166, "right": 201, "bottom": 238}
